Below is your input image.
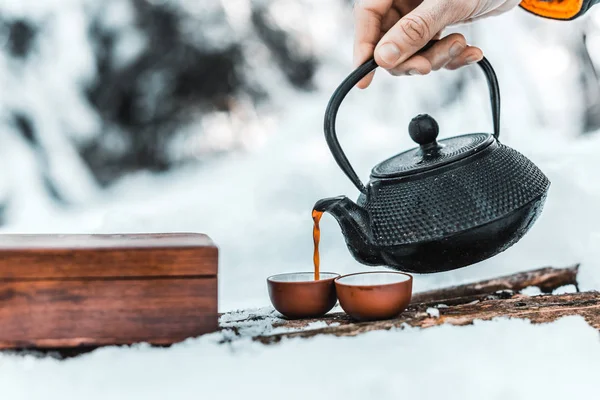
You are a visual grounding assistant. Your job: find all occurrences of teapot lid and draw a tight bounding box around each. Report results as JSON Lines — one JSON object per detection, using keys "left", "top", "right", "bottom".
{"left": 371, "top": 114, "right": 494, "bottom": 179}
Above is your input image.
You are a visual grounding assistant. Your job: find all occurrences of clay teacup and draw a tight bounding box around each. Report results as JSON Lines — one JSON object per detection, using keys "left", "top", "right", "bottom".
{"left": 335, "top": 271, "right": 413, "bottom": 321}
{"left": 267, "top": 272, "right": 339, "bottom": 319}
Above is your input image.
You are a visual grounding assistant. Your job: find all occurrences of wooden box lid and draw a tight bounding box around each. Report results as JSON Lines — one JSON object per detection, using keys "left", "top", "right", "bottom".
{"left": 0, "top": 233, "right": 217, "bottom": 279}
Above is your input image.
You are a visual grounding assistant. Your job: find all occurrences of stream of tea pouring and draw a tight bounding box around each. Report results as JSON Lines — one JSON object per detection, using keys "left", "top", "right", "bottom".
{"left": 312, "top": 209, "right": 323, "bottom": 280}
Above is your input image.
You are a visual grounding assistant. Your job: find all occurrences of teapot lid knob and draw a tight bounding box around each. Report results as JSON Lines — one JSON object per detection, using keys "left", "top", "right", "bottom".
{"left": 409, "top": 114, "right": 439, "bottom": 146}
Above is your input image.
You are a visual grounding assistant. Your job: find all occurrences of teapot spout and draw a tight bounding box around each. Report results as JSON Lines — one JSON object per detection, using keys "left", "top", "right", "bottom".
{"left": 313, "top": 196, "right": 383, "bottom": 266}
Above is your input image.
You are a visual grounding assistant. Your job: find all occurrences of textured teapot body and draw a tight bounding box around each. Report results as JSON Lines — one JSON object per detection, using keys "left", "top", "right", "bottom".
{"left": 317, "top": 138, "right": 549, "bottom": 273}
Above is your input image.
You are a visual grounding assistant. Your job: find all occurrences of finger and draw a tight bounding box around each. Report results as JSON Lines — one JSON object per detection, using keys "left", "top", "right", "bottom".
{"left": 395, "top": 0, "right": 429, "bottom": 16}
{"left": 357, "top": 7, "right": 401, "bottom": 89}
{"left": 388, "top": 54, "right": 432, "bottom": 76}
{"left": 354, "top": 0, "right": 393, "bottom": 88}
{"left": 357, "top": 70, "right": 376, "bottom": 89}
{"left": 418, "top": 33, "right": 466, "bottom": 71}
{"left": 386, "top": 33, "right": 465, "bottom": 76}
{"left": 444, "top": 46, "right": 484, "bottom": 70}
{"left": 354, "top": 0, "right": 391, "bottom": 66}
{"left": 381, "top": 7, "right": 401, "bottom": 31}
{"left": 374, "top": 0, "right": 463, "bottom": 69}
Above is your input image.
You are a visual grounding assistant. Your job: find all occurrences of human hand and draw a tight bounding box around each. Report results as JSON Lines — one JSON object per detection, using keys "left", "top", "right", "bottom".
{"left": 354, "top": 0, "right": 520, "bottom": 88}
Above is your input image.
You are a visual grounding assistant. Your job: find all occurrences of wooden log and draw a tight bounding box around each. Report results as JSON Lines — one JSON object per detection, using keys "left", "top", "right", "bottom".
{"left": 411, "top": 264, "right": 579, "bottom": 305}
{"left": 219, "top": 265, "right": 580, "bottom": 327}
{"left": 247, "top": 265, "right": 583, "bottom": 343}
{"left": 257, "top": 291, "right": 600, "bottom": 344}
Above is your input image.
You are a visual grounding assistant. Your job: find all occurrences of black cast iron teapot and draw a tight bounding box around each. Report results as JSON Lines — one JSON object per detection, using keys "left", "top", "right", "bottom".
{"left": 314, "top": 53, "right": 550, "bottom": 274}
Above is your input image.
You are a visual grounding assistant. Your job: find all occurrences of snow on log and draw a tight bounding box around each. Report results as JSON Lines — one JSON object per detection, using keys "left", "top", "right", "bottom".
{"left": 257, "top": 291, "right": 599, "bottom": 344}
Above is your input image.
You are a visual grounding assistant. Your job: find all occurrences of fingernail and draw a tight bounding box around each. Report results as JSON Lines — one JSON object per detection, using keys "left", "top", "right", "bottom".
{"left": 466, "top": 56, "right": 481, "bottom": 64}
{"left": 408, "top": 69, "right": 421, "bottom": 76}
{"left": 377, "top": 43, "right": 401, "bottom": 66}
{"left": 449, "top": 42, "right": 466, "bottom": 58}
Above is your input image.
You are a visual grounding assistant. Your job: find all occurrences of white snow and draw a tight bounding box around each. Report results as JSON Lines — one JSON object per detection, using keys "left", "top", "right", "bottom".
{"left": 552, "top": 284, "right": 578, "bottom": 295}
{"left": 1, "top": 0, "right": 600, "bottom": 398}
{"left": 3, "top": 317, "right": 600, "bottom": 399}
{"left": 520, "top": 286, "right": 543, "bottom": 296}
{"left": 426, "top": 307, "right": 440, "bottom": 318}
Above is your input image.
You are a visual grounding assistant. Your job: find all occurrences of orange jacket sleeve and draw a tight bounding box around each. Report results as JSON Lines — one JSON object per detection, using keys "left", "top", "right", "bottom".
{"left": 520, "top": 0, "right": 597, "bottom": 20}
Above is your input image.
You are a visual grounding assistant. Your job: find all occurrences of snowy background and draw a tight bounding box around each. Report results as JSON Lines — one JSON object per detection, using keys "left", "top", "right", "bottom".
{"left": 2, "top": 0, "right": 600, "bottom": 398}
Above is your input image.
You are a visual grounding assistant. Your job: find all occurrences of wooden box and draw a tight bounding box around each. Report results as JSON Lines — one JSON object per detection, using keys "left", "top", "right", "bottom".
{"left": 0, "top": 233, "right": 218, "bottom": 349}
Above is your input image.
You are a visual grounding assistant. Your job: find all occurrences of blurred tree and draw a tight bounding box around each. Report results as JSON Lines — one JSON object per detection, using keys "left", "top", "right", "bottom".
{"left": 84, "top": 0, "right": 317, "bottom": 185}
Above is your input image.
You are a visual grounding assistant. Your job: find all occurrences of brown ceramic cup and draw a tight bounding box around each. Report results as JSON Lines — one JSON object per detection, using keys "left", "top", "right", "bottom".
{"left": 267, "top": 272, "right": 339, "bottom": 319}
{"left": 335, "top": 271, "right": 413, "bottom": 321}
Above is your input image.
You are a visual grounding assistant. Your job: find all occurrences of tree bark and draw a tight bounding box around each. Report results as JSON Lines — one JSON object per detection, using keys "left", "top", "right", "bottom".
{"left": 257, "top": 291, "right": 600, "bottom": 344}
{"left": 410, "top": 264, "right": 579, "bottom": 305}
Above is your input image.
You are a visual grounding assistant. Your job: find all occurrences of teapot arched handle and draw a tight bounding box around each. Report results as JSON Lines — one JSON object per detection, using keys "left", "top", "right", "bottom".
{"left": 324, "top": 43, "right": 501, "bottom": 194}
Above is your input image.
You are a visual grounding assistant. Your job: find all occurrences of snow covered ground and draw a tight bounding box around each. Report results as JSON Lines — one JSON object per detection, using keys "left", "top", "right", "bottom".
{"left": 3, "top": 315, "right": 600, "bottom": 399}
{"left": 2, "top": 1, "right": 600, "bottom": 398}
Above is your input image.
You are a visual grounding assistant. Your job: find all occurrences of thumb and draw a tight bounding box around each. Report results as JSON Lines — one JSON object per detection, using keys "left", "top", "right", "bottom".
{"left": 374, "top": 0, "right": 459, "bottom": 69}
